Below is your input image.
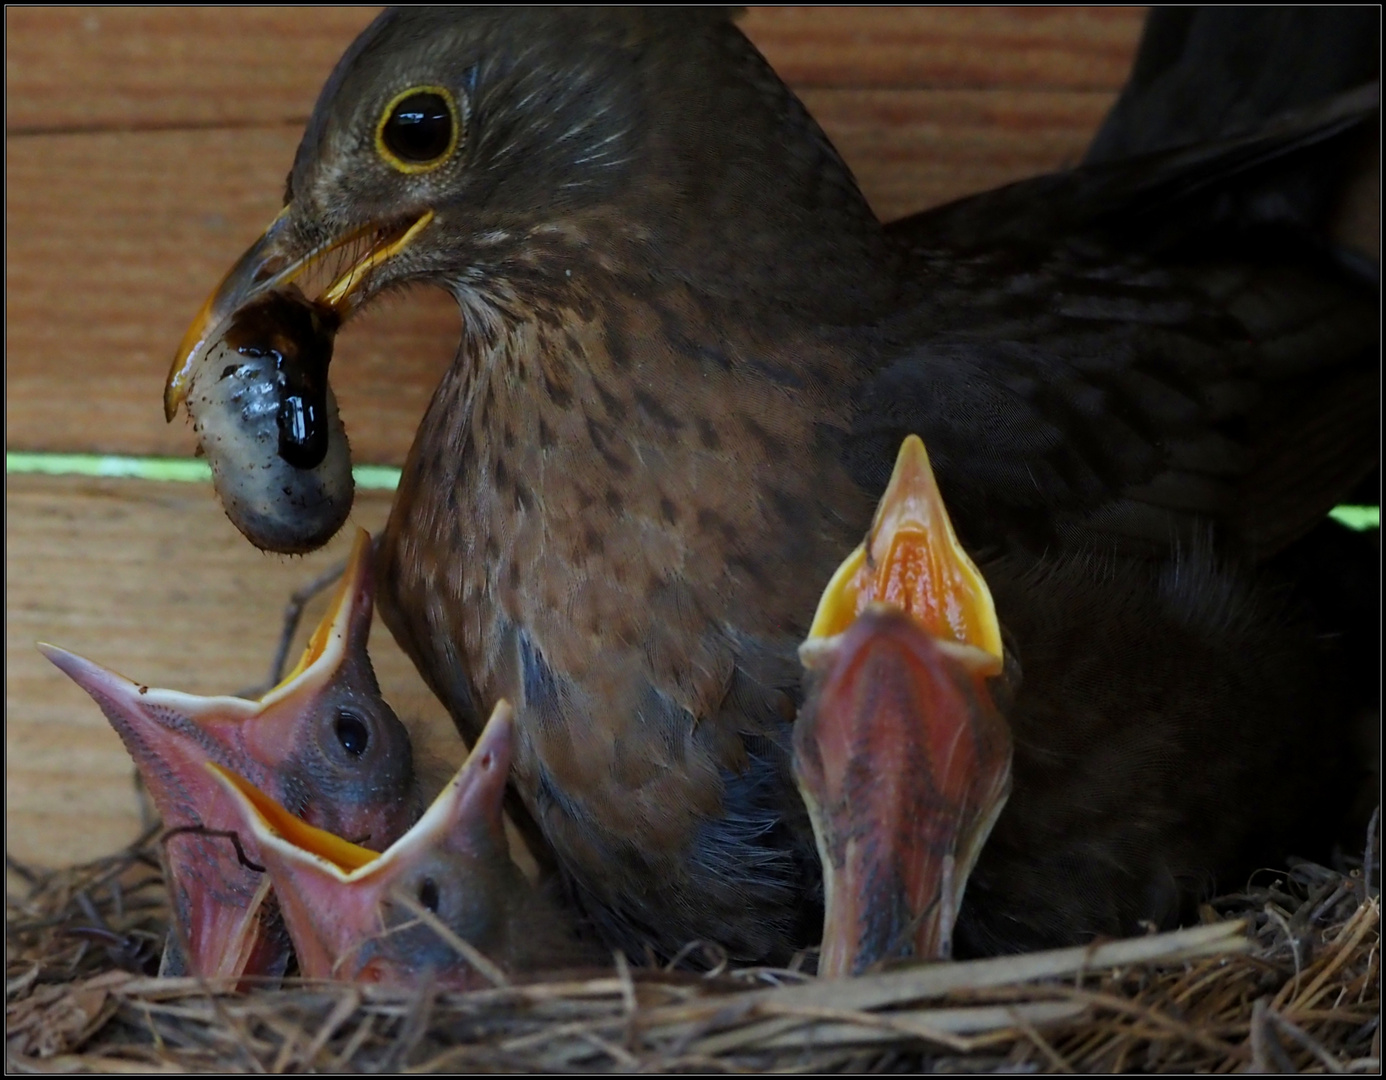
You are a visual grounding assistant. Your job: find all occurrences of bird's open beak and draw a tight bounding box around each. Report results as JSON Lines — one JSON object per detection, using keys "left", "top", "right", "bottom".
{"left": 794, "top": 435, "right": 1012, "bottom": 976}
{"left": 37, "top": 643, "right": 289, "bottom": 981}
{"left": 802, "top": 435, "right": 1003, "bottom": 668}
{"left": 209, "top": 701, "right": 515, "bottom": 986}
{"left": 258, "top": 526, "right": 374, "bottom": 710}
{"left": 241, "top": 526, "right": 420, "bottom": 850}
{"left": 34, "top": 527, "right": 391, "bottom": 979}
{"left": 164, "top": 206, "right": 433, "bottom": 421}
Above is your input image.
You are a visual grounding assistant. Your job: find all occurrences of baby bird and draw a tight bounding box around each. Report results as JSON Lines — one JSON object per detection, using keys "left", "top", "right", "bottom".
{"left": 41, "top": 528, "right": 420, "bottom": 980}
{"left": 795, "top": 436, "right": 1358, "bottom": 974}
{"left": 794, "top": 436, "right": 1012, "bottom": 974}
{"left": 212, "top": 701, "right": 592, "bottom": 988}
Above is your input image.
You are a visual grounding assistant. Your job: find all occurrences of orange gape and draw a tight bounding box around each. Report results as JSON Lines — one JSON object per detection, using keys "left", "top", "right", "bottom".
{"left": 806, "top": 436, "right": 1002, "bottom": 669}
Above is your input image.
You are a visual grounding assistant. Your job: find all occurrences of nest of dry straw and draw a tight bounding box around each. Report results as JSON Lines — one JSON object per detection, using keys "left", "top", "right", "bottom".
{"left": 7, "top": 816, "right": 1380, "bottom": 1074}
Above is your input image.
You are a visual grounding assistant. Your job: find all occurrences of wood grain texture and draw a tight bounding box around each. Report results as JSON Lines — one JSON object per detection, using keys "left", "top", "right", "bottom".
{"left": 5, "top": 7, "right": 1145, "bottom": 131}
{"left": 745, "top": 7, "right": 1146, "bottom": 90}
{"left": 6, "top": 474, "right": 462, "bottom": 870}
{"left": 4, "top": 7, "right": 383, "bottom": 132}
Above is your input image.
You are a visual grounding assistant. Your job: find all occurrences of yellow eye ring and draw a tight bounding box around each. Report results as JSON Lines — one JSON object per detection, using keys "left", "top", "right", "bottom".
{"left": 375, "top": 84, "right": 461, "bottom": 174}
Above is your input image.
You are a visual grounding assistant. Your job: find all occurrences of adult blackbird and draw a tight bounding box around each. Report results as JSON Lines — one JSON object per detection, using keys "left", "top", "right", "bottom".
{"left": 40, "top": 528, "right": 420, "bottom": 978}
{"left": 165, "top": 9, "right": 1379, "bottom": 963}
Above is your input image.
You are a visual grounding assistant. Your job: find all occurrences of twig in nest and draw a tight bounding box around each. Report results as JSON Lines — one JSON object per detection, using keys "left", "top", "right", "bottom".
{"left": 661, "top": 938, "right": 728, "bottom": 976}
{"left": 57, "top": 926, "right": 161, "bottom": 975}
{"left": 295, "top": 988, "right": 361, "bottom": 1070}
{"left": 1252, "top": 997, "right": 1299, "bottom": 1072}
{"left": 386, "top": 888, "right": 510, "bottom": 988}
{"left": 159, "top": 827, "right": 265, "bottom": 874}
{"left": 1265, "top": 902, "right": 1305, "bottom": 995}
{"left": 381, "top": 972, "right": 437, "bottom": 1071}
{"left": 6, "top": 852, "right": 40, "bottom": 886}
{"left": 328, "top": 1010, "right": 377, "bottom": 1071}
{"left": 1290, "top": 898, "right": 1380, "bottom": 1011}
{"left": 1364, "top": 806, "right": 1380, "bottom": 902}
{"left": 614, "top": 948, "right": 638, "bottom": 1051}
{"left": 1007, "top": 1003, "right": 1077, "bottom": 1073}
{"left": 1270, "top": 1006, "right": 1349, "bottom": 1073}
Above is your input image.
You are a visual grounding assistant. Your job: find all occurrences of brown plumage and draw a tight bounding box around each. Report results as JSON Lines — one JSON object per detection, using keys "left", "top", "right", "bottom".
{"left": 165, "top": 10, "right": 1378, "bottom": 964}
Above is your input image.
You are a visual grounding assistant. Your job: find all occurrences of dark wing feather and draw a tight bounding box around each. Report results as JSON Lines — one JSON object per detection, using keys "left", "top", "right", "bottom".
{"left": 887, "top": 83, "right": 1378, "bottom": 253}
{"left": 865, "top": 86, "right": 1378, "bottom": 560}
{"left": 1086, "top": 7, "right": 1379, "bottom": 162}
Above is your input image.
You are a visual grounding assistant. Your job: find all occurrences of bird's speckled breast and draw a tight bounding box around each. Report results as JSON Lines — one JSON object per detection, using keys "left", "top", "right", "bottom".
{"left": 376, "top": 274, "right": 874, "bottom": 958}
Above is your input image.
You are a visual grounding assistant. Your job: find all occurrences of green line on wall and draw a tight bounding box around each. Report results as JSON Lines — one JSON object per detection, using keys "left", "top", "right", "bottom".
{"left": 6, "top": 452, "right": 1380, "bottom": 530}
{"left": 5, "top": 452, "right": 402, "bottom": 491}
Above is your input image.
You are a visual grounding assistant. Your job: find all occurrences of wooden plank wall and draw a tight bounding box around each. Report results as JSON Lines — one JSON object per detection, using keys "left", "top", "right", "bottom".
{"left": 5, "top": 7, "right": 1147, "bottom": 870}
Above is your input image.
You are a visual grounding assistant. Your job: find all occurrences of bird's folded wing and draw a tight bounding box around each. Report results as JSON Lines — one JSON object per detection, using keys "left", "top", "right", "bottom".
{"left": 861, "top": 84, "right": 1379, "bottom": 561}
{"left": 1085, "top": 8, "right": 1380, "bottom": 165}
{"left": 888, "top": 82, "right": 1378, "bottom": 253}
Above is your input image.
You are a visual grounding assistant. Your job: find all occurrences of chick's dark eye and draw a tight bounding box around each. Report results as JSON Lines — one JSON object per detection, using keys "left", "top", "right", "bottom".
{"left": 381, "top": 90, "right": 455, "bottom": 166}
{"left": 334, "top": 709, "right": 370, "bottom": 757}
{"left": 419, "top": 878, "right": 440, "bottom": 913}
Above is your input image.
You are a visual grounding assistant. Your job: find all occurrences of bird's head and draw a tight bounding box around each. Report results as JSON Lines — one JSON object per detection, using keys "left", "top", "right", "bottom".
{"left": 252, "top": 527, "right": 422, "bottom": 846}
{"left": 166, "top": 7, "right": 888, "bottom": 419}
{"left": 210, "top": 700, "right": 531, "bottom": 988}
{"left": 34, "top": 529, "right": 418, "bottom": 979}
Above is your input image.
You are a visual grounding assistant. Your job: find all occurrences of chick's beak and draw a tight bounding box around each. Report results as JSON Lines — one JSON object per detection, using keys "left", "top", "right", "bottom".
{"left": 36, "top": 643, "right": 288, "bottom": 980}
{"left": 804, "top": 434, "right": 1002, "bottom": 668}
{"left": 255, "top": 525, "right": 375, "bottom": 713}
{"left": 794, "top": 434, "right": 1012, "bottom": 976}
{"left": 247, "top": 527, "right": 420, "bottom": 851}
{"left": 164, "top": 206, "right": 433, "bottom": 421}
{"left": 34, "top": 529, "right": 392, "bottom": 979}
{"left": 210, "top": 702, "right": 516, "bottom": 986}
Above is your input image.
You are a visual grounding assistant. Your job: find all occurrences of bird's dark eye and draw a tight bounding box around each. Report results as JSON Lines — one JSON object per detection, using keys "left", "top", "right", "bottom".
{"left": 418, "top": 878, "right": 440, "bottom": 913}
{"left": 334, "top": 709, "right": 370, "bottom": 757}
{"left": 377, "top": 86, "right": 459, "bottom": 172}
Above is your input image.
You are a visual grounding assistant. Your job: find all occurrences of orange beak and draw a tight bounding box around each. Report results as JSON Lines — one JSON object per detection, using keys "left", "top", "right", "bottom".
{"left": 165, "top": 208, "right": 433, "bottom": 422}
{"left": 793, "top": 435, "right": 1012, "bottom": 976}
